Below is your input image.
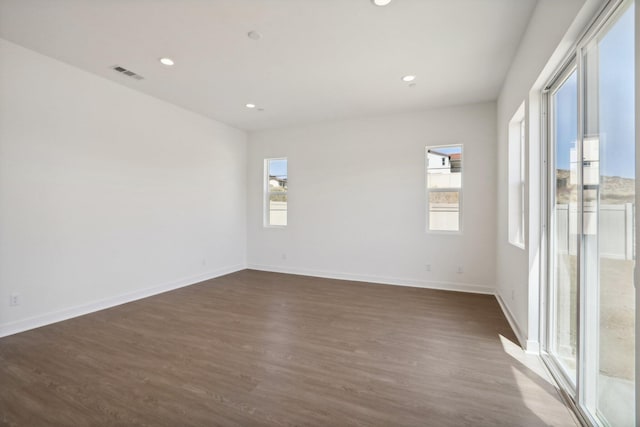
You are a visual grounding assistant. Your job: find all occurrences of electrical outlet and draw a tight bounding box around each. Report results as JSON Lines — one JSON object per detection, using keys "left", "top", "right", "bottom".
{"left": 456, "top": 266, "right": 464, "bottom": 274}
{"left": 425, "top": 264, "right": 431, "bottom": 272}
{"left": 9, "top": 293, "right": 20, "bottom": 307}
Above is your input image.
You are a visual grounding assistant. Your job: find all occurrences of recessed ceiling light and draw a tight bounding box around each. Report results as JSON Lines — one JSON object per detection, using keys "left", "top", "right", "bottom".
{"left": 246, "top": 103, "right": 256, "bottom": 109}
{"left": 247, "top": 31, "right": 262, "bottom": 40}
{"left": 159, "top": 57, "right": 174, "bottom": 66}
{"left": 402, "top": 75, "right": 416, "bottom": 82}
{"left": 371, "top": 0, "right": 392, "bottom": 6}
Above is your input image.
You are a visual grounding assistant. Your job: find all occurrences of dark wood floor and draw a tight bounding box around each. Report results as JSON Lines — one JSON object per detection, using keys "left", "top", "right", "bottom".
{"left": 0, "top": 270, "right": 576, "bottom": 426}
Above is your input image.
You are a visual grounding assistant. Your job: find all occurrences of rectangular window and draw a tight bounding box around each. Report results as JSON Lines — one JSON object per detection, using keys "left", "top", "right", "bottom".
{"left": 426, "top": 145, "right": 462, "bottom": 232}
{"left": 264, "top": 158, "right": 287, "bottom": 227}
{"left": 508, "top": 103, "right": 526, "bottom": 248}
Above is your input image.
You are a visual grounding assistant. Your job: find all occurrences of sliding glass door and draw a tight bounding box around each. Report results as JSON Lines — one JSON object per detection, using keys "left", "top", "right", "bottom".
{"left": 546, "top": 1, "right": 635, "bottom": 425}
{"left": 582, "top": 2, "right": 635, "bottom": 424}
{"left": 549, "top": 65, "right": 579, "bottom": 387}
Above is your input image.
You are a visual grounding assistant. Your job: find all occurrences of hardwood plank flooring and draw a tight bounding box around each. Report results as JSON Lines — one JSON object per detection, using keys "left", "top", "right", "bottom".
{"left": 0, "top": 270, "right": 576, "bottom": 426}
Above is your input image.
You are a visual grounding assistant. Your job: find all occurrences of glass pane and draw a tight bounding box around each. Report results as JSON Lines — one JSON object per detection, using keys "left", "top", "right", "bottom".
{"left": 269, "top": 193, "right": 287, "bottom": 226}
{"left": 427, "top": 146, "right": 462, "bottom": 189}
{"left": 269, "top": 177, "right": 287, "bottom": 191}
{"left": 429, "top": 191, "right": 459, "bottom": 231}
{"left": 268, "top": 159, "right": 288, "bottom": 191}
{"left": 584, "top": 2, "right": 635, "bottom": 424}
{"left": 551, "top": 68, "right": 578, "bottom": 384}
{"left": 266, "top": 158, "right": 287, "bottom": 226}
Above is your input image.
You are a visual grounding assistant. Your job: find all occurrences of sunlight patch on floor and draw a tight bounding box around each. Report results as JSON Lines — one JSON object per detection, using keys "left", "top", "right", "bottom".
{"left": 499, "top": 335, "right": 577, "bottom": 426}
{"left": 499, "top": 335, "right": 554, "bottom": 387}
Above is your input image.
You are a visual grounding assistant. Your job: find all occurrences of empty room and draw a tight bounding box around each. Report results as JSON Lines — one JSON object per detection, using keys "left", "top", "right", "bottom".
{"left": 0, "top": 0, "right": 637, "bottom": 426}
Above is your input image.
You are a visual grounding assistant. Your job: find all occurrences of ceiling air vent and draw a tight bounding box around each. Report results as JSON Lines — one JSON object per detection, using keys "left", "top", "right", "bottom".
{"left": 111, "top": 65, "right": 144, "bottom": 80}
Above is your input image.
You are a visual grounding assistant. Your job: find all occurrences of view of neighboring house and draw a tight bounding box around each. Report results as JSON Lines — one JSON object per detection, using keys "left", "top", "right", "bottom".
{"left": 427, "top": 148, "right": 462, "bottom": 189}
{"left": 269, "top": 175, "right": 287, "bottom": 190}
{"left": 427, "top": 150, "right": 453, "bottom": 173}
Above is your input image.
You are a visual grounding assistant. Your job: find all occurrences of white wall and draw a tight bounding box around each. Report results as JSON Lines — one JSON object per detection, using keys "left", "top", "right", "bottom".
{"left": 0, "top": 39, "right": 247, "bottom": 336}
{"left": 495, "top": 0, "right": 599, "bottom": 348}
{"left": 247, "top": 103, "right": 497, "bottom": 294}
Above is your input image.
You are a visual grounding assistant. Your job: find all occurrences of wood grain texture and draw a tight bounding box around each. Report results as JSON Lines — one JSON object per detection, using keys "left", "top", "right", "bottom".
{"left": 0, "top": 270, "right": 576, "bottom": 426}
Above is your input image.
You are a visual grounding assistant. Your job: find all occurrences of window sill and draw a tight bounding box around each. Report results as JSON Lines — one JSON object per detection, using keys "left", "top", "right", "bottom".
{"left": 509, "top": 241, "right": 526, "bottom": 250}
{"left": 426, "top": 230, "right": 463, "bottom": 236}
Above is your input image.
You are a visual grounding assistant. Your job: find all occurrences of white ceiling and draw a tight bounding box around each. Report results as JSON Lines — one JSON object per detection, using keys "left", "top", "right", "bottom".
{"left": 0, "top": 0, "right": 537, "bottom": 131}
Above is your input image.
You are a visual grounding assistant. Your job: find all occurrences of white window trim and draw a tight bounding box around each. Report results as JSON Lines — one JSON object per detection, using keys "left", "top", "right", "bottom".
{"left": 508, "top": 103, "right": 526, "bottom": 249}
{"left": 425, "top": 144, "right": 463, "bottom": 234}
{"left": 263, "top": 157, "right": 287, "bottom": 228}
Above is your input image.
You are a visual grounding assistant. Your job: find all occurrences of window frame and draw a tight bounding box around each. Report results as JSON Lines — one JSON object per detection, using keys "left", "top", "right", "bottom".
{"left": 508, "top": 103, "right": 527, "bottom": 249}
{"left": 425, "top": 144, "right": 463, "bottom": 234}
{"left": 263, "top": 157, "right": 288, "bottom": 228}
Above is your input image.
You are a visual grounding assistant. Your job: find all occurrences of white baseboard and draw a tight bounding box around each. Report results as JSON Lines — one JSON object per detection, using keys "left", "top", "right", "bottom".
{"left": 495, "top": 292, "right": 527, "bottom": 350}
{"left": 247, "top": 263, "right": 494, "bottom": 295}
{"left": 0, "top": 263, "right": 245, "bottom": 338}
